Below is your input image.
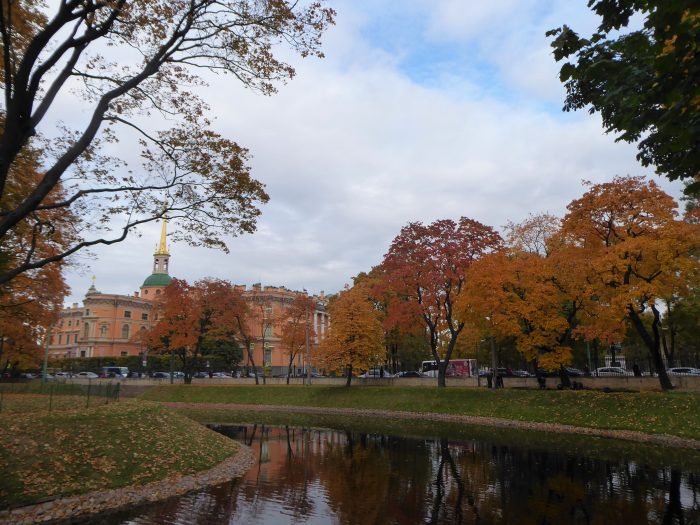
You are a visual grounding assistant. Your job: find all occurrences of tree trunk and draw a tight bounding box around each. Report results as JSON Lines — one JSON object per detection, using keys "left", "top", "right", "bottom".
{"left": 345, "top": 364, "right": 352, "bottom": 387}
{"left": 628, "top": 308, "right": 673, "bottom": 390}
{"left": 490, "top": 335, "right": 498, "bottom": 390}
{"left": 287, "top": 355, "right": 294, "bottom": 385}
{"left": 437, "top": 360, "right": 447, "bottom": 388}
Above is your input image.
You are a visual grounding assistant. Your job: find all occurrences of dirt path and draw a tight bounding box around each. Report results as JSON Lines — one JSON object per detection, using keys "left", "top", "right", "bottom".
{"left": 165, "top": 401, "right": 700, "bottom": 450}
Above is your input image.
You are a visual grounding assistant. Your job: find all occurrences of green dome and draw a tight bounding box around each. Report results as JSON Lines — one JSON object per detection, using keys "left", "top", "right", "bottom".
{"left": 142, "top": 273, "right": 172, "bottom": 287}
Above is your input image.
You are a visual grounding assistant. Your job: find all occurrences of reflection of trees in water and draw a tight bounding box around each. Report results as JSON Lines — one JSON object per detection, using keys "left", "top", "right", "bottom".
{"left": 115, "top": 425, "right": 700, "bottom": 524}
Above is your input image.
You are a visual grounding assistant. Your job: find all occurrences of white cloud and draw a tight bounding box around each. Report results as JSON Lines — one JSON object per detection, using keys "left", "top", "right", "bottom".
{"left": 63, "top": 1, "right": 684, "bottom": 304}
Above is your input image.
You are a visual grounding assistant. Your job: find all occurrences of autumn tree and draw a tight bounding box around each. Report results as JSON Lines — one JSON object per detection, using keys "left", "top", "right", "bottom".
{"left": 559, "top": 176, "right": 700, "bottom": 390}
{"left": 548, "top": 2, "right": 700, "bottom": 192}
{"left": 318, "top": 284, "right": 384, "bottom": 387}
{"left": 0, "top": 1, "right": 334, "bottom": 285}
{"left": 380, "top": 218, "right": 502, "bottom": 387}
{"left": 0, "top": 141, "right": 69, "bottom": 373}
{"left": 279, "top": 294, "right": 316, "bottom": 384}
{"left": 146, "top": 278, "right": 246, "bottom": 383}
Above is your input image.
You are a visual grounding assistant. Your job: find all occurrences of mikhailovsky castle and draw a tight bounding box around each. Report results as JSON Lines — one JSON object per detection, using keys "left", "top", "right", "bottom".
{"left": 48, "top": 221, "right": 329, "bottom": 376}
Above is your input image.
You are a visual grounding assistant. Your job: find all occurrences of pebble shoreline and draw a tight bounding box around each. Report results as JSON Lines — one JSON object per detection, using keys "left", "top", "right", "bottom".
{"left": 0, "top": 444, "right": 255, "bottom": 525}
{"left": 166, "top": 402, "right": 700, "bottom": 451}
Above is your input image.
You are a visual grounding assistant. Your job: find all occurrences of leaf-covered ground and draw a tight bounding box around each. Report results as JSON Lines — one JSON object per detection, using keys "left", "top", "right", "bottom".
{"left": 140, "top": 385, "right": 700, "bottom": 439}
{"left": 0, "top": 397, "right": 238, "bottom": 509}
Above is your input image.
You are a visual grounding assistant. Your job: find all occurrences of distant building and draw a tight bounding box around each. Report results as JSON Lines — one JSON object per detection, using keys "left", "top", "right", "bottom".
{"left": 48, "top": 221, "right": 329, "bottom": 374}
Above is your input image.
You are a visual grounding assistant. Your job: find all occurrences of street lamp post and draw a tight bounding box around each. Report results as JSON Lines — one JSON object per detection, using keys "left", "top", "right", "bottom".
{"left": 305, "top": 296, "right": 311, "bottom": 386}
{"left": 42, "top": 328, "right": 52, "bottom": 384}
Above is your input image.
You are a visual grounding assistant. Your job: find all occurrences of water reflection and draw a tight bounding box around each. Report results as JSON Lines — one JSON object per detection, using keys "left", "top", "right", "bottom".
{"left": 106, "top": 424, "right": 700, "bottom": 525}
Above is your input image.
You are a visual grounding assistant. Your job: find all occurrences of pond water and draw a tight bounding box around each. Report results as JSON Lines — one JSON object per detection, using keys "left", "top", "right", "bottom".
{"left": 102, "top": 422, "right": 699, "bottom": 525}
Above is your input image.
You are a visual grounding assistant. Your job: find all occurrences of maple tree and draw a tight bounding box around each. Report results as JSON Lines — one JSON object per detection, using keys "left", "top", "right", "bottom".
{"left": 380, "top": 218, "right": 502, "bottom": 387}
{"left": 317, "top": 284, "right": 384, "bottom": 387}
{"left": 558, "top": 176, "right": 700, "bottom": 390}
{"left": 145, "top": 277, "right": 246, "bottom": 383}
{"left": 0, "top": 0, "right": 334, "bottom": 285}
{"left": 548, "top": 2, "right": 700, "bottom": 191}
{"left": 279, "top": 294, "right": 316, "bottom": 384}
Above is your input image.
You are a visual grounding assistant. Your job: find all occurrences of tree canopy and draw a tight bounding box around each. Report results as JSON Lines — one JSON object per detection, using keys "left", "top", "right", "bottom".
{"left": 548, "top": 1, "right": 700, "bottom": 192}
{"left": 380, "top": 217, "right": 502, "bottom": 387}
{"left": 0, "top": 0, "right": 334, "bottom": 284}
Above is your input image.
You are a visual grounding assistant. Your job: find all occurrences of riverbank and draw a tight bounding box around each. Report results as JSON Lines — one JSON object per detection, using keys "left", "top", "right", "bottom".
{"left": 0, "top": 397, "right": 250, "bottom": 521}
{"left": 140, "top": 385, "right": 700, "bottom": 441}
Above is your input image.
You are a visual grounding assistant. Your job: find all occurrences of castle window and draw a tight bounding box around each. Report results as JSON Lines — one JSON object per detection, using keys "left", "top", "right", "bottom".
{"left": 100, "top": 325, "right": 107, "bottom": 337}
{"left": 264, "top": 324, "right": 273, "bottom": 338}
{"left": 84, "top": 323, "right": 89, "bottom": 337}
{"left": 74, "top": 334, "right": 78, "bottom": 343}
{"left": 124, "top": 310, "right": 132, "bottom": 318}
{"left": 67, "top": 320, "right": 72, "bottom": 327}
{"left": 141, "top": 313, "right": 148, "bottom": 321}
{"left": 143, "top": 290, "right": 148, "bottom": 295}
{"left": 264, "top": 347, "right": 272, "bottom": 366}
{"left": 155, "top": 289, "right": 161, "bottom": 295}
{"left": 76, "top": 320, "right": 80, "bottom": 326}
{"left": 58, "top": 334, "right": 63, "bottom": 344}
{"left": 85, "top": 309, "right": 90, "bottom": 316}
{"left": 121, "top": 351, "right": 127, "bottom": 357}
{"left": 122, "top": 324, "right": 130, "bottom": 339}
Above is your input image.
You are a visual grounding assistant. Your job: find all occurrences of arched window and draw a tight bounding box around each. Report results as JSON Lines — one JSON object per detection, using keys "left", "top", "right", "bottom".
{"left": 122, "top": 324, "right": 130, "bottom": 340}
{"left": 100, "top": 324, "right": 108, "bottom": 337}
{"left": 83, "top": 323, "right": 89, "bottom": 338}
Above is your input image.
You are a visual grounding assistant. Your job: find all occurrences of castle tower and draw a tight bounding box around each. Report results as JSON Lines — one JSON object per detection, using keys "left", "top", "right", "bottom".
{"left": 140, "top": 218, "right": 173, "bottom": 297}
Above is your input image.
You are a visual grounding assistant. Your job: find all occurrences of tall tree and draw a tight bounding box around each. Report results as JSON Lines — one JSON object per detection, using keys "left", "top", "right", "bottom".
{"left": 548, "top": 2, "right": 700, "bottom": 192}
{"left": 0, "top": 1, "right": 334, "bottom": 285}
{"left": 145, "top": 277, "right": 246, "bottom": 383}
{"left": 380, "top": 218, "right": 502, "bottom": 387}
{"left": 559, "top": 176, "right": 700, "bottom": 390}
{"left": 0, "top": 140, "right": 69, "bottom": 373}
{"left": 279, "top": 294, "right": 316, "bottom": 384}
{"left": 317, "top": 284, "right": 384, "bottom": 387}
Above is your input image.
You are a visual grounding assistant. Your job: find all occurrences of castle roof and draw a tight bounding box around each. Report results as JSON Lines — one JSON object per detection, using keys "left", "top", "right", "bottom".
{"left": 142, "top": 273, "right": 173, "bottom": 287}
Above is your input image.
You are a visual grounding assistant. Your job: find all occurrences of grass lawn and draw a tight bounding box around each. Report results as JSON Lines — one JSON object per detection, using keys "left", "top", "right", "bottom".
{"left": 0, "top": 396, "right": 239, "bottom": 509}
{"left": 141, "top": 385, "right": 700, "bottom": 440}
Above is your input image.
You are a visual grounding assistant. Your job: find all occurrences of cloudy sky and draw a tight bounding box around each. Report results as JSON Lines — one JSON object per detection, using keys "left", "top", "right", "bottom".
{"left": 63, "top": 0, "right": 682, "bottom": 305}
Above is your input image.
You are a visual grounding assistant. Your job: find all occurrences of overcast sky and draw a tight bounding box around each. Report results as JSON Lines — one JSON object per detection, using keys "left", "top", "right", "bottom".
{"left": 63, "top": 0, "right": 682, "bottom": 305}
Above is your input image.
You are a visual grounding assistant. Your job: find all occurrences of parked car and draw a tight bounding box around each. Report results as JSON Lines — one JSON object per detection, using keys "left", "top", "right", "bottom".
{"left": 511, "top": 369, "right": 534, "bottom": 378}
{"left": 35, "top": 372, "right": 55, "bottom": 380}
{"left": 55, "top": 371, "right": 73, "bottom": 379}
{"left": 211, "top": 372, "right": 231, "bottom": 378}
{"left": 667, "top": 367, "right": 700, "bottom": 376}
{"left": 563, "top": 367, "right": 585, "bottom": 377}
{"left": 397, "top": 371, "right": 424, "bottom": 378}
{"left": 76, "top": 371, "right": 99, "bottom": 379}
{"left": 594, "top": 366, "right": 629, "bottom": 376}
{"left": 151, "top": 371, "right": 171, "bottom": 379}
{"left": 359, "top": 368, "right": 395, "bottom": 379}
{"left": 479, "top": 368, "right": 513, "bottom": 378}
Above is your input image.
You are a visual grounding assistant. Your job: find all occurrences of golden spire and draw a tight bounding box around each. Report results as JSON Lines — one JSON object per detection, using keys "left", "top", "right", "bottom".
{"left": 154, "top": 217, "right": 169, "bottom": 256}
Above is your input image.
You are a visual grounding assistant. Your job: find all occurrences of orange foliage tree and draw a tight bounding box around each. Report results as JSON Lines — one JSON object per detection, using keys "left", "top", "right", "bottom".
{"left": 317, "top": 284, "right": 384, "bottom": 387}
{"left": 279, "top": 294, "right": 316, "bottom": 384}
{"left": 380, "top": 218, "right": 502, "bottom": 387}
{"left": 559, "top": 176, "right": 700, "bottom": 390}
{"left": 145, "top": 278, "right": 246, "bottom": 383}
{"left": 0, "top": 142, "right": 70, "bottom": 373}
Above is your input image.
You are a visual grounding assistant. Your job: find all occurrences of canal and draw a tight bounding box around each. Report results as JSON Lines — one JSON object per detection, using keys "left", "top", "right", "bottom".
{"left": 101, "top": 417, "right": 700, "bottom": 524}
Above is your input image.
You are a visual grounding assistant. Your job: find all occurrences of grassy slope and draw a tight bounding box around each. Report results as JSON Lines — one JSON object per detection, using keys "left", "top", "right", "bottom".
{"left": 140, "top": 385, "right": 700, "bottom": 440}
{"left": 0, "top": 397, "right": 239, "bottom": 509}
